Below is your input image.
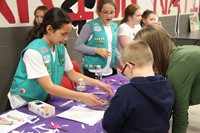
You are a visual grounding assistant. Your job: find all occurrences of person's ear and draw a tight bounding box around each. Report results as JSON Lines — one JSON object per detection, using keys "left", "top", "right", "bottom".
{"left": 142, "top": 18, "right": 147, "bottom": 24}
{"left": 46, "top": 25, "right": 54, "bottom": 33}
{"left": 127, "top": 62, "right": 135, "bottom": 71}
{"left": 97, "top": 11, "right": 101, "bottom": 16}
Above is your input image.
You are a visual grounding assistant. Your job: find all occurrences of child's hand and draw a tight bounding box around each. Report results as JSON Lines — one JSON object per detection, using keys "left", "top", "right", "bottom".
{"left": 81, "top": 93, "right": 102, "bottom": 106}
{"left": 95, "top": 48, "right": 111, "bottom": 58}
{"left": 96, "top": 81, "right": 114, "bottom": 96}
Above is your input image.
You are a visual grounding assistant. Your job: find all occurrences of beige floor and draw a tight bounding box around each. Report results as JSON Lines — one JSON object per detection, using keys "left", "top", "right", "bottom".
{"left": 169, "top": 104, "right": 200, "bottom": 133}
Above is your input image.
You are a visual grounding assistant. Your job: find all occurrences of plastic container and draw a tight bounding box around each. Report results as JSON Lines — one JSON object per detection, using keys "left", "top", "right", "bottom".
{"left": 95, "top": 65, "right": 102, "bottom": 81}
{"left": 76, "top": 78, "right": 86, "bottom": 92}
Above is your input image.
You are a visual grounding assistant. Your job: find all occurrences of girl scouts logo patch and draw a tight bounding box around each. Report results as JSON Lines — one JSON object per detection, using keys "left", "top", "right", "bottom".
{"left": 43, "top": 54, "right": 51, "bottom": 63}
{"left": 94, "top": 23, "right": 102, "bottom": 31}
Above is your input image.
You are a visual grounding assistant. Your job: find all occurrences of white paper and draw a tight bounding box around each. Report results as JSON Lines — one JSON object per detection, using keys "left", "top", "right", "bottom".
{"left": 0, "top": 110, "right": 33, "bottom": 133}
{"left": 56, "top": 106, "right": 104, "bottom": 126}
{"left": 169, "top": 104, "right": 200, "bottom": 133}
{"left": 187, "top": 105, "right": 200, "bottom": 131}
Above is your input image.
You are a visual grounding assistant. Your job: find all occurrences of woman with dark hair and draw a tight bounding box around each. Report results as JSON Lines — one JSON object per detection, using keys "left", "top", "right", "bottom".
{"left": 135, "top": 24, "right": 200, "bottom": 133}
{"left": 7, "top": 8, "right": 113, "bottom": 109}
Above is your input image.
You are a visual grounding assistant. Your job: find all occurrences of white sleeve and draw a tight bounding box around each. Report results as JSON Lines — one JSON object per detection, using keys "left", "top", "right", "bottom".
{"left": 118, "top": 24, "right": 129, "bottom": 36}
{"left": 64, "top": 47, "right": 73, "bottom": 72}
{"left": 23, "top": 49, "right": 49, "bottom": 79}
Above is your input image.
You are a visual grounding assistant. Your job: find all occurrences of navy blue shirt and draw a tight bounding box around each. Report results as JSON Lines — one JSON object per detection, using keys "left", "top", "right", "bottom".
{"left": 102, "top": 75, "right": 175, "bottom": 133}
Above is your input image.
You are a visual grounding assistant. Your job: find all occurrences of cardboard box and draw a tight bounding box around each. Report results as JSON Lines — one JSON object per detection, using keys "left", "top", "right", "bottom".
{"left": 28, "top": 100, "right": 55, "bottom": 118}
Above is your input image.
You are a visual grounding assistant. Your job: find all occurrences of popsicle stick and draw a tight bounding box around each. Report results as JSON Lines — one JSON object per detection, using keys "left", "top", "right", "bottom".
{"left": 90, "top": 92, "right": 106, "bottom": 95}
{"left": 60, "top": 100, "right": 73, "bottom": 107}
{"left": 7, "top": 115, "right": 24, "bottom": 122}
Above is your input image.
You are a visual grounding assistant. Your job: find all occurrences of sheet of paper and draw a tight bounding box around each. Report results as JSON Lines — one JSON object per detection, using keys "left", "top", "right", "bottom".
{"left": 169, "top": 104, "right": 200, "bottom": 133}
{"left": 187, "top": 105, "right": 200, "bottom": 131}
{"left": 56, "top": 106, "right": 104, "bottom": 126}
{"left": 0, "top": 110, "right": 33, "bottom": 133}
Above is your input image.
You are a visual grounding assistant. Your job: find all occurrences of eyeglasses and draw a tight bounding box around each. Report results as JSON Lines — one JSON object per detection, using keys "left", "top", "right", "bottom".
{"left": 121, "top": 62, "right": 135, "bottom": 76}
{"left": 101, "top": 11, "right": 115, "bottom": 16}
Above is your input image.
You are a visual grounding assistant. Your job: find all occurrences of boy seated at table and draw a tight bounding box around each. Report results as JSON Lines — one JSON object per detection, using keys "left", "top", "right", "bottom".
{"left": 102, "top": 40, "right": 175, "bottom": 133}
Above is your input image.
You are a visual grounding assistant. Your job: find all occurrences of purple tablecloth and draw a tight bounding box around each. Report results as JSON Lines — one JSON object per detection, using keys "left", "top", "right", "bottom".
{"left": 8, "top": 74, "right": 129, "bottom": 133}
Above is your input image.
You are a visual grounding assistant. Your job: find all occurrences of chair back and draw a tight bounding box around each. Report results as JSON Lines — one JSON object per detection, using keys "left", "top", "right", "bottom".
{"left": 60, "top": 60, "right": 82, "bottom": 90}
{"left": 72, "top": 60, "right": 81, "bottom": 73}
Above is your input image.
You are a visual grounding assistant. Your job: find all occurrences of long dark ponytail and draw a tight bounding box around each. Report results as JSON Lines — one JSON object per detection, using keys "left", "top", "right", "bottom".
{"left": 26, "top": 7, "right": 72, "bottom": 45}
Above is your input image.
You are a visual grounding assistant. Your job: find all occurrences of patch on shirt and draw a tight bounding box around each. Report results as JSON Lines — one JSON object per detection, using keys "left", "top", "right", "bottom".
{"left": 45, "top": 63, "right": 51, "bottom": 74}
{"left": 85, "top": 64, "right": 88, "bottom": 67}
{"left": 95, "top": 37, "right": 104, "bottom": 44}
{"left": 40, "top": 47, "right": 47, "bottom": 53}
{"left": 43, "top": 54, "right": 51, "bottom": 63}
{"left": 94, "top": 23, "right": 102, "bottom": 31}
{"left": 59, "top": 54, "right": 65, "bottom": 65}
{"left": 89, "top": 64, "right": 93, "bottom": 68}
{"left": 19, "top": 88, "right": 25, "bottom": 94}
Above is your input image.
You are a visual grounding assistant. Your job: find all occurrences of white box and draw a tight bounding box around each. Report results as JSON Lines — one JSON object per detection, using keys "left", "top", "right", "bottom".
{"left": 28, "top": 100, "right": 55, "bottom": 118}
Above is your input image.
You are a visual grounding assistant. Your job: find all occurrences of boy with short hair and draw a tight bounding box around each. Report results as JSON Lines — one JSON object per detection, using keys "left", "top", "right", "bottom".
{"left": 102, "top": 40, "right": 175, "bottom": 133}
